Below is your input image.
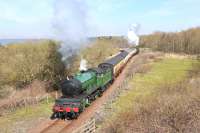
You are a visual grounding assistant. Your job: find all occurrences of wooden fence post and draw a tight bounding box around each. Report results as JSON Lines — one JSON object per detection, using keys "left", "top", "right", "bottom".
{"left": 56, "top": 91, "right": 58, "bottom": 99}
{"left": 36, "top": 96, "right": 38, "bottom": 103}
{"left": 72, "top": 118, "right": 96, "bottom": 133}
{"left": 24, "top": 98, "right": 26, "bottom": 107}
{"left": 47, "top": 94, "right": 49, "bottom": 103}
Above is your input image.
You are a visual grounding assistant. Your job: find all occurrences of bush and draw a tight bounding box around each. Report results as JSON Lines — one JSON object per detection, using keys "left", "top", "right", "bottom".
{"left": 0, "top": 40, "right": 65, "bottom": 88}
{"left": 104, "top": 82, "right": 200, "bottom": 133}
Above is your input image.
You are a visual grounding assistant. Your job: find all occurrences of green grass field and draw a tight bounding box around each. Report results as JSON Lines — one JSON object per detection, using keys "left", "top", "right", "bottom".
{"left": 100, "top": 56, "right": 200, "bottom": 132}
{"left": 113, "top": 58, "right": 194, "bottom": 112}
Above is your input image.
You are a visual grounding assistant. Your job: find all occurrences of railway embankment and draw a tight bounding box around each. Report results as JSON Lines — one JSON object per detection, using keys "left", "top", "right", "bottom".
{"left": 98, "top": 53, "right": 200, "bottom": 133}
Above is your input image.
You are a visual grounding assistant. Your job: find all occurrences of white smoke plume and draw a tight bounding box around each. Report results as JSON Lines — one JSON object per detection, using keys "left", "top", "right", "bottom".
{"left": 52, "top": 0, "right": 89, "bottom": 61}
{"left": 79, "top": 58, "right": 87, "bottom": 71}
{"left": 127, "top": 24, "right": 140, "bottom": 46}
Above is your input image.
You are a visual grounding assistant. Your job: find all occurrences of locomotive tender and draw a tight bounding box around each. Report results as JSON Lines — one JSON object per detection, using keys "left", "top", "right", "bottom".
{"left": 51, "top": 48, "right": 139, "bottom": 119}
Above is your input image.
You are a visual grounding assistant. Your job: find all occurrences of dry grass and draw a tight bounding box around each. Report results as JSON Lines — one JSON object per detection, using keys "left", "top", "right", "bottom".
{"left": 165, "top": 53, "right": 198, "bottom": 59}
{"left": 0, "top": 99, "right": 54, "bottom": 133}
{"left": 125, "top": 51, "right": 163, "bottom": 77}
{"left": 0, "top": 80, "right": 50, "bottom": 115}
{"left": 100, "top": 58, "right": 200, "bottom": 133}
{"left": 103, "top": 82, "right": 200, "bottom": 133}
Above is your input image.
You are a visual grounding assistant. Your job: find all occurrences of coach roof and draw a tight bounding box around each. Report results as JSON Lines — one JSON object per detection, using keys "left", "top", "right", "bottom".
{"left": 103, "top": 51, "right": 129, "bottom": 66}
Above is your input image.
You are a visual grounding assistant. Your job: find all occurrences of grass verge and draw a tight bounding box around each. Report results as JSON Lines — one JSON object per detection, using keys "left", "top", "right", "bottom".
{"left": 0, "top": 98, "right": 54, "bottom": 133}
{"left": 114, "top": 58, "right": 194, "bottom": 112}
{"left": 100, "top": 57, "right": 200, "bottom": 133}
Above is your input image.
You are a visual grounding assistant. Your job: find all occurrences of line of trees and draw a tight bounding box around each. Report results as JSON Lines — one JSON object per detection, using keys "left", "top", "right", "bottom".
{"left": 0, "top": 40, "right": 65, "bottom": 89}
{"left": 140, "top": 27, "right": 200, "bottom": 55}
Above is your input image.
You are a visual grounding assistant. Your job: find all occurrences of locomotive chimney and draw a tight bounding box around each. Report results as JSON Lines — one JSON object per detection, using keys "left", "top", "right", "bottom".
{"left": 79, "top": 58, "right": 87, "bottom": 71}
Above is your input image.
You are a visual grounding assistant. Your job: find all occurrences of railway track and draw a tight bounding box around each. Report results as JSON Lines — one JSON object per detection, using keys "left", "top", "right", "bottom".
{"left": 40, "top": 120, "right": 72, "bottom": 133}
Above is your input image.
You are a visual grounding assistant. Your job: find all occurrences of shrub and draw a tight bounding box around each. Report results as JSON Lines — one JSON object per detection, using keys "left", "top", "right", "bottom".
{"left": 0, "top": 40, "right": 65, "bottom": 88}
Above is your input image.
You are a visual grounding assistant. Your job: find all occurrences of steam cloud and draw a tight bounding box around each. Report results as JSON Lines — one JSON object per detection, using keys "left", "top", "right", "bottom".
{"left": 79, "top": 58, "right": 87, "bottom": 71}
{"left": 52, "top": 0, "right": 89, "bottom": 61}
{"left": 127, "top": 24, "right": 140, "bottom": 46}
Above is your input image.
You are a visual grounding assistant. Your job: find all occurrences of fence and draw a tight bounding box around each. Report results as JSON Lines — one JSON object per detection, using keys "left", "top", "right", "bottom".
{"left": 73, "top": 118, "right": 96, "bottom": 133}
{"left": 94, "top": 71, "right": 136, "bottom": 127}
{"left": 0, "top": 94, "right": 53, "bottom": 116}
{"left": 106, "top": 72, "right": 134, "bottom": 108}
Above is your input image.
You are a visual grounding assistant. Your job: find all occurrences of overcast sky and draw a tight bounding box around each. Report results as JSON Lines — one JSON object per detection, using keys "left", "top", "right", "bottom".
{"left": 0, "top": 0, "right": 200, "bottom": 38}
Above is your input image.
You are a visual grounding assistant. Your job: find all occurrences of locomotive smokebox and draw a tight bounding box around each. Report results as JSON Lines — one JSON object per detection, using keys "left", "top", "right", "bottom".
{"left": 60, "top": 79, "right": 82, "bottom": 96}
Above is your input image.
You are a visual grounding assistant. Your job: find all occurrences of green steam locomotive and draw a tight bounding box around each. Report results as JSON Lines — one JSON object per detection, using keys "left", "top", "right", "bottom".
{"left": 51, "top": 48, "right": 139, "bottom": 119}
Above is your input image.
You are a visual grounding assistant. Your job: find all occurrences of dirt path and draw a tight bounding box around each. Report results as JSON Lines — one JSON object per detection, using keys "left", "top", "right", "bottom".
{"left": 40, "top": 120, "right": 71, "bottom": 133}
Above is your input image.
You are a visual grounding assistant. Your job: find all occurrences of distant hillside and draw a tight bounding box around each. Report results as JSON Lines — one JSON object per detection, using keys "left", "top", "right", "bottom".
{"left": 0, "top": 39, "right": 25, "bottom": 45}
{"left": 0, "top": 39, "right": 49, "bottom": 45}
